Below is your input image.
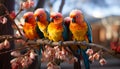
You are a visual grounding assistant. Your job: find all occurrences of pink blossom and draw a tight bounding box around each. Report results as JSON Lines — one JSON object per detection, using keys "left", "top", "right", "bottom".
{"left": 93, "top": 53, "right": 100, "bottom": 60}
{"left": 27, "top": 57, "right": 33, "bottom": 65}
{"left": 11, "top": 62, "right": 19, "bottom": 69}
{"left": 10, "top": 58, "right": 18, "bottom": 63}
{"left": 3, "top": 39, "right": 10, "bottom": 49}
{"left": 22, "top": 2, "right": 30, "bottom": 9}
{"left": 15, "top": 31, "right": 23, "bottom": 37}
{"left": 21, "top": 0, "right": 34, "bottom": 9}
{"left": 89, "top": 55, "right": 94, "bottom": 62}
{"left": 99, "top": 58, "right": 107, "bottom": 66}
{"left": 69, "top": 57, "right": 78, "bottom": 64}
{"left": 11, "top": 51, "right": 21, "bottom": 57}
{"left": 10, "top": 11, "right": 16, "bottom": 19}
{"left": 21, "top": 62, "right": 28, "bottom": 68}
{"left": 21, "top": 58, "right": 29, "bottom": 68}
{"left": 47, "top": 62, "right": 61, "bottom": 69}
{"left": 0, "top": 43, "right": 4, "bottom": 50}
{"left": 0, "top": 17, "right": 7, "bottom": 24}
{"left": 86, "top": 49, "right": 94, "bottom": 55}
{"left": 10, "top": 58, "right": 20, "bottom": 69}
{"left": 29, "top": 51, "right": 37, "bottom": 59}
{"left": 28, "top": 0, "right": 34, "bottom": 7}
{"left": 54, "top": 46, "right": 60, "bottom": 51}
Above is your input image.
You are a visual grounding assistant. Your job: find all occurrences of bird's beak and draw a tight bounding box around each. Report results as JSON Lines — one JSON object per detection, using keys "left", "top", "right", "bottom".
{"left": 36, "top": 16, "right": 40, "bottom": 21}
{"left": 25, "top": 18, "right": 28, "bottom": 22}
{"left": 72, "top": 18, "right": 76, "bottom": 23}
{"left": 50, "top": 18, "right": 54, "bottom": 22}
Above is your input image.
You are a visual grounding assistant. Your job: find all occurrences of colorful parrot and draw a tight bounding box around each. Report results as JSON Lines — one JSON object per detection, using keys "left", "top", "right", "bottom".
{"left": 47, "top": 12, "right": 68, "bottom": 44}
{"left": 69, "top": 9, "right": 92, "bottom": 69}
{"left": 23, "top": 12, "right": 38, "bottom": 40}
{"left": 34, "top": 8, "right": 50, "bottom": 39}
{"left": 23, "top": 12, "right": 41, "bottom": 69}
{"left": 47, "top": 12, "right": 69, "bottom": 65}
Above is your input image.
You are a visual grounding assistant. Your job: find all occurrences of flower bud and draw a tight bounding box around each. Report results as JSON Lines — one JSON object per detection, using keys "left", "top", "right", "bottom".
{"left": 93, "top": 53, "right": 100, "bottom": 60}
{"left": 99, "top": 58, "right": 107, "bottom": 66}
{"left": 86, "top": 49, "right": 94, "bottom": 55}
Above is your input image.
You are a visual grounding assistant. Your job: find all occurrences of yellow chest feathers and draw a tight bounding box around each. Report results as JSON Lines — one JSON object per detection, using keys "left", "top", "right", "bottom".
{"left": 70, "top": 22, "right": 88, "bottom": 41}
{"left": 48, "top": 23, "right": 63, "bottom": 41}
{"left": 37, "top": 21, "right": 48, "bottom": 32}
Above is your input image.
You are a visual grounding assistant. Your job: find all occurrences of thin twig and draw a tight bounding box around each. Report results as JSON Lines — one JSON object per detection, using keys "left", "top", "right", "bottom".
{"left": 13, "top": 3, "right": 24, "bottom": 20}
{"left": 58, "top": 0, "right": 65, "bottom": 13}
{"left": 0, "top": 35, "right": 22, "bottom": 41}
{"left": 0, "top": 44, "right": 38, "bottom": 55}
{"left": 2, "top": 4, "right": 23, "bottom": 36}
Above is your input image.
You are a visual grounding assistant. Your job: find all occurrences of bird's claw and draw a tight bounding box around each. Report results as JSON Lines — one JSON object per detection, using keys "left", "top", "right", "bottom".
{"left": 58, "top": 41, "right": 63, "bottom": 46}
{"left": 48, "top": 40, "right": 53, "bottom": 45}
{"left": 82, "top": 41, "right": 86, "bottom": 45}
{"left": 73, "top": 40, "right": 77, "bottom": 45}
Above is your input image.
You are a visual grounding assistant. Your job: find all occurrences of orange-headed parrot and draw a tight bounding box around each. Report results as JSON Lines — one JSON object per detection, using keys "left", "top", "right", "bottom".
{"left": 69, "top": 9, "right": 92, "bottom": 69}
{"left": 23, "top": 12, "right": 38, "bottom": 40}
{"left": 47, "top": 12, "right": 68, "bottom": 43}
{"left": 34, "top": 8, "right": 50, "bottom": 39}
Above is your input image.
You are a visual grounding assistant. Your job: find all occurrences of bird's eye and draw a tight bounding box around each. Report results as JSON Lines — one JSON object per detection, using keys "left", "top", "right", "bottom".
{"left": 39, "top": 14, "right": 43, "bottom": 17}
{"left": 55, "top": 16, "right": 59, "bottom": 19}
{"left": 76, "top": 16, "right": 79, "bottom": 18}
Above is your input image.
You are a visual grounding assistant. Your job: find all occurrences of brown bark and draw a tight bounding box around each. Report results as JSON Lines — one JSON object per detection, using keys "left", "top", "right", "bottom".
{"left": 0, "top": 0, "right": 15, "bottom": 69}
{"left": 58, "top": 0, "right": 65, "bottom": 13}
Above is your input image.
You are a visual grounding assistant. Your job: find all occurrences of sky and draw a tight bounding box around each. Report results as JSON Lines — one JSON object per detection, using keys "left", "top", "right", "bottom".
{"left": 50, "top": 0, "right": 120, "bottom": 18}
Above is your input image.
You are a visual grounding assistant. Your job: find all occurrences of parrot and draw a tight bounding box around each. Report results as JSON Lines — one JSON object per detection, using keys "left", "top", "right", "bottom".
{"left": 34, "top": 8, "right": 50, "bottom": 39}
{"left": 47, "top": 12, "right": 68, "bottom": 43}
{"left": 47, "top": 12, "right": 69, "bottom": 65}
{"left": 23, "top": 12, "right": 38, "bottom": 40}
{"left": 23, "top": 12, "right": 41, "bottom": 69}
{"left": 34, "top": 8, "right": 51, "bottom": 69}
{"left": 69, "top": 9, "right": 92, "bottom": 69}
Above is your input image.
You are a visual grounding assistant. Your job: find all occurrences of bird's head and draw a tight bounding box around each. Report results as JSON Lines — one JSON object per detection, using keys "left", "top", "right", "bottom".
{"left": 23, "top": 12, "right": 35, "bottom": 23}
{"left": 64, "top": 17, "right": 71, "bottom": 25}
{"left": 34, "top": 8, "right": 47, "bottom": 22}
{"left": 50, "top": 12, "right": 63, "bottom": 24}
{"left": 70, "top": 9, "right": 84, "bottom": 24}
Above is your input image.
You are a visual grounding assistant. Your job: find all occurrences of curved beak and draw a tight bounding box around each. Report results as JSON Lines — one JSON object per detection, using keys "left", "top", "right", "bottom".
{"left": 36, "top": 16, "right": 40, "bottom": 21}
{"left": 72, "top": 18, "right": 76, "bottom": 23}
{"left": 50, "top": 18, "right": 54, "bottom": 22}
{"left": 25, "top": 18, "right": 28, "bottom": 22}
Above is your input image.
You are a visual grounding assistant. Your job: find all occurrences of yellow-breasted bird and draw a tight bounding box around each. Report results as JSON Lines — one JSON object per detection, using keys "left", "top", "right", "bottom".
{"left": 34, "top": 8, "right": 50, "bottom": 38}
{"left": 47, "top": 12, "right": 68, "bottom": 43}
{"left": 69, "top": 9, "right": 92, "bottom": 69}
{"left": 47, "top": 12, "right": 69, "bottom": 65}
{"left": 23, "top": 12, "right": 38, "bottom": 40}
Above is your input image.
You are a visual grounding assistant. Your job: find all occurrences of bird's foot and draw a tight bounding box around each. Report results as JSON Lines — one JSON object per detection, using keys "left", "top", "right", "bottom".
{"left": 73, "top": 40, "right": 77, "bottom": 45}
{"left": 82, "top": 41, "right": 86, "bottom": 45}
{"left": 58, "top": 41, "right": 63, "bottom": 46}
{"left": 48, "top": 40, "right": 53, "bottom": 45}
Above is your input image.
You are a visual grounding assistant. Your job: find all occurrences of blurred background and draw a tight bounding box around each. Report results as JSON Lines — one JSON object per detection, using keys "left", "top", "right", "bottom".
{"left": 15, "top": 0, "right": 120, "bottom": 47}
{"left": 14, "top": 0, "right": 120, "bottom": 69}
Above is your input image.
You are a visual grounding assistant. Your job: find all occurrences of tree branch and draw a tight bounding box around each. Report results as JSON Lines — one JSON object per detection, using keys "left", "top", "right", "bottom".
{"left": 28, "top": 39, "right": 120, "bottom": 58}
{"left": 0, "top": 35, "right": 120, "bottom": 59}
{"left": 1, "top": 4, "right": 23, "bottom": 36}
{"left": 0, "top": 35, "right": 22, "bottom": 42}
{"left": 58, "top": 0, "right": 65, "bottom": 13}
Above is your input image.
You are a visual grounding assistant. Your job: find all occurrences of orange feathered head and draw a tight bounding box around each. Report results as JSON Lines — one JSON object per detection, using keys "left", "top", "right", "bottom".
{"left": 50, "top": 12, "right": 63, "bottom": 24}
{"left": 69, "top": 9, "right": 84, "bottom": 24}
{"left": 23, "top": 12, "right": 35, "bottom": 23}
{"left": 34, "top": 8, "right": 47, "bottom": 21}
